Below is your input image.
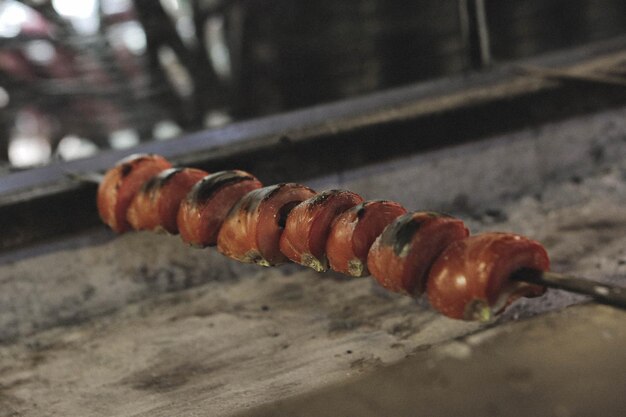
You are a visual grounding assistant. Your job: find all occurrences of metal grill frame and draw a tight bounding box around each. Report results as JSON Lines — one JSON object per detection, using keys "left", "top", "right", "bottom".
{"left": 1, "top": 35, "right": 626, "bottom": 252}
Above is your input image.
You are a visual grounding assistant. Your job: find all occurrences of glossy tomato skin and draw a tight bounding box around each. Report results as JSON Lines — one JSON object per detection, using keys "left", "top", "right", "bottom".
{"left": 279, "top": 190, "right": 363, "bottom": 272}
{"left": 177, "top": 170, "right": 262, "bottom": 247}
{"left": 97, "top": 154, "right": 172, "bottom": 233}
{"left": 217, "top": 183, "right": 316, "bottom": 266}
{"left": 427, "top": 233, "right": 549, "bottom": 321}
{"left": 127, "top": 168, "right": 207, "bottom": 234}
{"left": 327, "top": 200, "right": 407, "bottom": 277}
{"left": 367, "top": 211, "right": 469, "bottom": 295}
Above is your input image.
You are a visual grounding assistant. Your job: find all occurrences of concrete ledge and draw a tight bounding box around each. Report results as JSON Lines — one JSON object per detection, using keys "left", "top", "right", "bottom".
{"left": 241, "top": 303, "right": 626, "bottom": 417}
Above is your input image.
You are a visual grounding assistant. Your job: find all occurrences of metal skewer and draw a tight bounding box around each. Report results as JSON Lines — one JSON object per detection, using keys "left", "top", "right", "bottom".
{"left": 64, "top": 171, "right": 104, "bottom": 184}
{"left": 515, "top": 64, "right": 626, "bottom": 88}
{"left": 512, "top": 268, "right": 626, "bottom": 310}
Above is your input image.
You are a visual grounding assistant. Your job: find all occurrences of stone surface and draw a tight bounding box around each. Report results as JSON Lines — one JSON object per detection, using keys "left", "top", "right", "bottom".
{"left": 0, "top": 264, "right": 487, "bottom": 417}
{"left": 240, "top": 303, "right": 626, "bottom": 417}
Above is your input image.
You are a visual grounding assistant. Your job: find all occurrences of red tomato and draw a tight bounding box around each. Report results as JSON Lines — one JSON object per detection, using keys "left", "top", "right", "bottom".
{"left": 177, "top": 170, "right": 262, "bottom": 247}
{"left": 217, "top": 183, "right": 316, "bottom": 266}
{"left": 367, "top": 212, "right": 469, "bottom": 295}
{"left": 97, "top": 154, "right": 172, "bottom": 233}
{"left": 280, "top": 190, "right": 363, "bottom": 272}
{"left": 427, "top": 233, "right": 549, "bottom": 321}
{"left": 127, "top": 168, "right": 208, "bottom": 234}
{"left": 327, "top": 200, "right": 407, "bottom": 277}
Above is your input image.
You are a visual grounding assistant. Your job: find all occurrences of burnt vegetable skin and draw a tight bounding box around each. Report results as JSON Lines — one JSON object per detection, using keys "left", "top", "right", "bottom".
{"left": 177, "top": 170, "right": 263, "bottom": 247}
{"left": 327, "top": 200, "right": 407, "bottom": 277}
{"left": 427, "top": 233, "right": 549, "bottom": 321}
{"left": 127, "top": 167, "right": 208, "bottom": 234}
{"left": 367, "top": 211, "right": 469, "bottom": 295}
{"left": 97, "top": 154, "right": 554, "bottom": 322}
{"left": 97, "top": 154, "right": 172, "bottom": 233}
{"left": 280, "top": 190, "right": 364, "bottom": 272}
{"left": 217, "top": 183, "right": 316, "bottom": 266}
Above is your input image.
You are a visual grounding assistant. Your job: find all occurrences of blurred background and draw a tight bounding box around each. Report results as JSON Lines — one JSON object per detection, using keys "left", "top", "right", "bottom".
{"left": 0, "top": 0, "right": 624, "bottom": 171}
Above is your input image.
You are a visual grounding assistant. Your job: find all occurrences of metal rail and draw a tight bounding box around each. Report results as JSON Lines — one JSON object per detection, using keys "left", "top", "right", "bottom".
{"left": 1, "top": 36, "right": 626, "bottom": 251}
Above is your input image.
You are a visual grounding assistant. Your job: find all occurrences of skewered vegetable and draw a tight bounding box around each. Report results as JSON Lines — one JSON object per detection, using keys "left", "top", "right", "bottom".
{"left": 97, "top": 154, "right": 172, "bottom": 233}
{"left": 326, "top": 200, "right": 407, "bottom": 277}
{"left": 178, "top": 170, "right": 262, "bottom": 246}
{"left": 427, "top": 233, "right": 549, "bottom": 320}
{"left": 94, "top": 154, "right": 563, "bottom": 321}
{"left": 127, "top": 167, "right": 208, "bottom": 234}
{"left": 280, "top": 190, "right": 364, "bottom": 272}
{"left": 217, "top": 183, "right": 316, "bottom": 266}
{"left": 367, "top": 212, "right": 470, "bottom": 295}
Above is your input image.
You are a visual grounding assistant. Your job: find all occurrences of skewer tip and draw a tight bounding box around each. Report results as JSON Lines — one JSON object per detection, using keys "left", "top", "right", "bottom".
{"left": 64, "top": 171, "right": 104, "bottom": 184}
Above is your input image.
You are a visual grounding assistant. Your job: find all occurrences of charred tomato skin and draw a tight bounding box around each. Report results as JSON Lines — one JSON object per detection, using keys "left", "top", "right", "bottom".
{"left": 127, "top": 167, "right": 208, "bottom": 234}
{"left": 427, "top": 232, "right": 549, "bottom": 321}
{"left": 177, "top": 170, "right": 262, "bottom": 247}
{"left": 367, "top": 211, "right": 469, "bottom": 295}
{"left": 327, "top": 200, "right": 407, "bottom": 277}
{"left": 279, "top": 190, "right": 364, "bottom": 272}
{"left": 97, "top": 154, "right": 172, "bottom": 233}
{"left": 217, "top": 183, "right": 316, "bottom": 266}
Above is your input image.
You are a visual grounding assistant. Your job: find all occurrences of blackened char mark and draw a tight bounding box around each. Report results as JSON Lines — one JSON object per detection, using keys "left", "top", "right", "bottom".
{"left": 231, "top": 183, "right": 315, "bottom": 221}
{"left": 277, "top": 200, "right": 301, "bottom": 228}
{"left": 381, "top": 212, "right": 451, "bottom": 256}
{"left": 120, "top": 163, "right": 133, "bottom": 178}
{"left": 306, "top": 190, "right": 341, "bottom": 209}
{"left": 262, "top": 183, "right": 288, "bottom": 202}
{"left": 189, "top": 171, "right": 256, "bottom": 204}
{"left": 117, "top": 153, "right": 153, "bottom": 177}
{"left": 354, "top": 202, "right": 367, "bottom": 219}
{"left": 355, "top": 200, "right": 393, "bottom": 219}
{"left": 141, "top": 168, "right": 183, "bottom": 195}
{"left": 236, "top": 184, "right": 280, "bottom": 214}
{"left": 379, "top": 214, "right": 425, "bottom": 256}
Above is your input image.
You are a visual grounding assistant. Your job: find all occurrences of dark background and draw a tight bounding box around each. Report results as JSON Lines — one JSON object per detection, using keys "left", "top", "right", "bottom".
{"left": 0, "top": 0, "right": 625, "bottom": 169}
